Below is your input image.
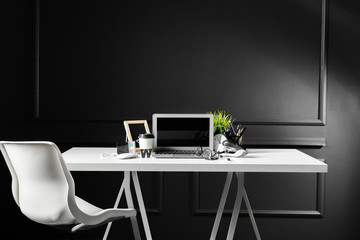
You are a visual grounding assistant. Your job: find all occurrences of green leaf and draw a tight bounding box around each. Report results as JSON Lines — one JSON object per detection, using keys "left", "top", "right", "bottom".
{"left": 207, "top": 110, "right": 235, "bottom": 134}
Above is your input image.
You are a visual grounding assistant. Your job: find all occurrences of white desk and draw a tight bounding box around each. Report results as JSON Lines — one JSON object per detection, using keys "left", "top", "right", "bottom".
{"left": 63, "top": 148, "right": 327, "bottom": 240}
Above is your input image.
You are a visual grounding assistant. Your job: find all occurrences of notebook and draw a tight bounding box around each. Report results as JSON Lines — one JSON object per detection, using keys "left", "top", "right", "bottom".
{"left": 152, "top": 113, "right": 214, "bottom": 158}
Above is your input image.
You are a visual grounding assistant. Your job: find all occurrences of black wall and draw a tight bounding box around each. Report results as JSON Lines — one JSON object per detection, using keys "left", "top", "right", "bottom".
{"left": 1, "top": 0, "right": 360, "bottom": 239}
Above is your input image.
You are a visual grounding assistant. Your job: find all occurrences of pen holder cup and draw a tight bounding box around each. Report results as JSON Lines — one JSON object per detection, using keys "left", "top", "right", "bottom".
{"left": 229, "top": 135, "right": 243, "bottom": 146}
{"left": 224, "top": 125, "right": 247, "bottom": 147}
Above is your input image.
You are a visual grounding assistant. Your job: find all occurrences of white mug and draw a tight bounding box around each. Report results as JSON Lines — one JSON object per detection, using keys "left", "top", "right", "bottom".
{"left": 138, "top": 133, "right": 155, "bottom": 158}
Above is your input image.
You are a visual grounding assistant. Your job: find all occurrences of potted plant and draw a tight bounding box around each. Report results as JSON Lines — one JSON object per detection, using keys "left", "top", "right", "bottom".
{"left": 208, "top": 110, "right": 235, "bottom": 135}
{"left": 208, "top": 110, "right": 246, "bottom": 153}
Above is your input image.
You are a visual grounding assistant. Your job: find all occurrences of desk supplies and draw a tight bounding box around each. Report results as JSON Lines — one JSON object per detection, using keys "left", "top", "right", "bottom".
{"left": 123, "top": 120, "right": 151, "bottom": 152}
{"left": 229, "top": 120, "right": 237, "bottom": 135}
{"left": 214, "top": 123, "right": 247, "bottom": 156}
{"left": 128, "top": 141, "right": 136, "bottom": 153}
{"left": 213, "top": 124, "right": 247, "bottom": 161}
{"left": 235, "top": 126, "right": 247, "bottom": 145}
{"left": 116, "top": 143, "right": 129, "bottom": 154}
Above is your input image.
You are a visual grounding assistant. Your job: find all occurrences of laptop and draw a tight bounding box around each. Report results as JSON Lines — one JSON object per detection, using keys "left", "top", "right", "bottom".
{"left": 152, "top": 113, "right": 214, "bottom": 158}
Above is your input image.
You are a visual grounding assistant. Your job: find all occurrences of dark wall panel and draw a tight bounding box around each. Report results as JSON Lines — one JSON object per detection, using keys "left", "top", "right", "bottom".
{"left": 38, "top": 0, "right": 323, "bottom": 124}
{"left": 35, "top": 0, "right": 327, "bottom": 147}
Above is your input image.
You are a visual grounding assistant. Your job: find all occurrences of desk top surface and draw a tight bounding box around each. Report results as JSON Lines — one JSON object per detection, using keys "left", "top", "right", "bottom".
{"left": 62, "top": 147, "right": 327, "bottom": 173}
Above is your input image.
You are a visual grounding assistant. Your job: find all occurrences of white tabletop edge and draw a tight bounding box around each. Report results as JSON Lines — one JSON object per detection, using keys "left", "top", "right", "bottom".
{"left": 62, "top": 147, "right": 328, "bottom": 173}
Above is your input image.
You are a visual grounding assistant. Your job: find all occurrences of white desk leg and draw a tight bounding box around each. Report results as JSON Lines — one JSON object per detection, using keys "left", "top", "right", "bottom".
{"left": 102, "top": 175, "right": 126, "bottom": 240}
{"left": 211, "top": 172, "right": 261, "bottom": 240}
{"left": 131, "top": 171, "right": 153, "bottom": 240}
{"left": 210, "top": 172, "right": 234, "bottom": 240}
{"left": 243, "top": 189, "right": 261, "bottom": 240}
{"left": 226, "top": 172, "right": 244, "bottom": 240}
{"left": 124, "top": 171, "right": 142, "bottom": 240}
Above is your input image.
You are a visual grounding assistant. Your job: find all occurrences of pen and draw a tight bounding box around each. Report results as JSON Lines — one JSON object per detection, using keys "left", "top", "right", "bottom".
{"left": 239, "top": 127, "right": 247, "bottom": 138}
{"left": 229, "top": 121, "right": 236, "bottom": 135}
{"left": 235, "top": 124, "right": 241, "bottom": 134}
{"left": 234, "top": 127, "right": 247, "bottom": 144}
{"left": 220, "top": 155, "right": 231, "bottom": 161}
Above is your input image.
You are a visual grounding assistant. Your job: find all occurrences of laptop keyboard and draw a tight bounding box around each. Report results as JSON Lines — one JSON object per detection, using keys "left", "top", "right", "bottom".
{"left": 153, "top": 150, "right": 202, "bottom": 158}
{"left": 156, "top": 150, "right": 197, "bottom": 154}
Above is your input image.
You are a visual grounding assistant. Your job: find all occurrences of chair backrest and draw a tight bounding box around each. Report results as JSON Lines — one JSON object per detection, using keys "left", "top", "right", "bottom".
{"left": 0, "top": 141, "right": 77, "bottom": 226}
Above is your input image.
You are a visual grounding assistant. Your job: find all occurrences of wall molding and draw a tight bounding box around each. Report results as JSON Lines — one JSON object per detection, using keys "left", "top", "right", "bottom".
{"left": 243, "top": 137, "right": 326, "bottom": 147}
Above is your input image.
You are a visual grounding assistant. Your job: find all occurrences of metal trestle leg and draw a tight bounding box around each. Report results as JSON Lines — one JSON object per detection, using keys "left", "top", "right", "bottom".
{"left": 210, "top": 172, "right": 261, "bottom": 240}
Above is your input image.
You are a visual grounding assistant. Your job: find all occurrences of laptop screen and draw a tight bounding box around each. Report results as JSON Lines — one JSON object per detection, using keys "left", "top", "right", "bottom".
{"left": 152, "top": 114, "right": 214, "bottom": 151}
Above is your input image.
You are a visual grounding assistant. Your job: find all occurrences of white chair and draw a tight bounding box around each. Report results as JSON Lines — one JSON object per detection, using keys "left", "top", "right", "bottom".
{"left": 0, "top": 141, "right": 136, "bottom": 236}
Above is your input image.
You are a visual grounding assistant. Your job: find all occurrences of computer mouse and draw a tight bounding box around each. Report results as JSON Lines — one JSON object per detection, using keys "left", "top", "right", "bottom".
{"left": 116, "top": 152, "right": 138, "bottom": 159}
